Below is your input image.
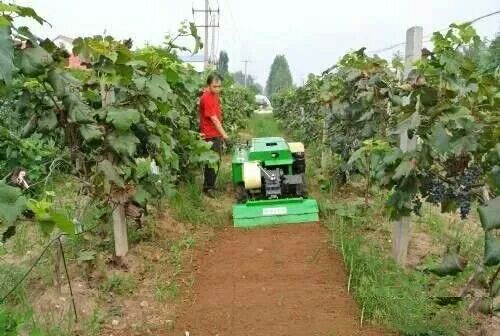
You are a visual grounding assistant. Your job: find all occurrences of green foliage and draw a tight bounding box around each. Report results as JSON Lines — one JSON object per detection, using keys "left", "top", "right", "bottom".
{"left": 100, "top": 273, "right": 137, "bottom": 296}
{"left": 0, "top": 130, "right": 61, "bottom": 184}
{"left": 246, "top": 114, "right": 284, "bottom": 138}
{"left": 168, "top": 182, "right": 225, "bottom": 227}
{"left": 232, "top": 71, "right": 263, "bottom": 95}
{"left": 274, "top": 24, "right": 499, "bottom": 286}
{"left": 0, "top": 306, "right": 19, "bottom": 336}
{"left": 0, "top": 181, "right": 27, "bottom": 227}
{"left": 265, "top": 55, "right": 293, "bottom": 97}
{"left": 323, "top": 199, "right": 471, "bottom": 335}
{"left": 221, "top": 83, "right": 257, "bottom": 135}
{"left": 274, "top": 25, "right": 499, "bottom": 220}
{"left": 27, "top": 191, "right": 74, "bottom": 236}
{"left": 488, "top": 34, "right": 500, "bottom": 69}
{"left": 0, "top": 2, "right": 219, "bottom": 245}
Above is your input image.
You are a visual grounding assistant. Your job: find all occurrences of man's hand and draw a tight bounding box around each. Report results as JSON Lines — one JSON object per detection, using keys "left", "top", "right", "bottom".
{"left": 209, "top": 115, "right": 229, "bottom": 141}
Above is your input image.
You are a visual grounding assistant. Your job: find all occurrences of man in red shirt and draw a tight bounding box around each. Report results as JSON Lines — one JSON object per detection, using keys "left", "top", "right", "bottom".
{"left": 199, "top": 73, "right": 229, "bottom": 197}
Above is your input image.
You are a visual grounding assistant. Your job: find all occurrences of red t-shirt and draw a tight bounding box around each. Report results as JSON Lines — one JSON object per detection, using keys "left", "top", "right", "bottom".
{"left": 199, "top": 90, "right": 222, "bottom": 139}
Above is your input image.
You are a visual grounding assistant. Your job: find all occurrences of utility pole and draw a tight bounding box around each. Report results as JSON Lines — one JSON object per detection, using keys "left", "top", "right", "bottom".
{"left": 242, "top": 60, "right": 251, "bottom": 87}
{"left": 211, "top": 14, "right": 216, "bottom": 63}
{"left": 193, "top": 1, "right": 220, "bottom": 69}
{"left": 204, "top": 0, "right": 209, "bottom": 68}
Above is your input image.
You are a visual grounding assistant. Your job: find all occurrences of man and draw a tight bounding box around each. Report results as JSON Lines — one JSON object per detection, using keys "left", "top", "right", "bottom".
{"left": 199, "top": 73, "right": 229, "bottom": 198}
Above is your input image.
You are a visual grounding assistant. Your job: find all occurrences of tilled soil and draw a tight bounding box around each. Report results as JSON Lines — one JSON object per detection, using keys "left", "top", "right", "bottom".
{"left": 173, "top": 223, "right": 390, "bottom": 336}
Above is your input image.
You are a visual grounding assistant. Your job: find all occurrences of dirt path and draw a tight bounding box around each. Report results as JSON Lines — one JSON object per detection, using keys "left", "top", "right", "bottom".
{"left": 173, "top": 223, "right": 389, "bottom": 336}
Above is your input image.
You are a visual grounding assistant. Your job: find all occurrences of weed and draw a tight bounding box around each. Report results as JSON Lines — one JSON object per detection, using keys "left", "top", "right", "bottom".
{"left": 168, "top": 182, "right": 225, "bottom": 227}
{"left": 0, "top": 264, "right": 28, "bottom": 306}
{"left": 83, "top": 308, "right": 105, "bottom": 336}
{"left": 324, "top": 198, "right": 472, "bottom": 335}
{"left": 246, "top": 114, "right": 284, "bottom": 138}
{"left": 11, "top": 223, "right": 31, "bottom": 256}
{"left": 0, "top": 306, "right": 19, "bottom": 336}
{"left": 100, "top": 273, "right": 137, "bottom": 296}
{"left": 154, "top": 280, "right": 180, "bottom": 303}
{"left": 168, "top": 235, "right": 196, "bottom": 267}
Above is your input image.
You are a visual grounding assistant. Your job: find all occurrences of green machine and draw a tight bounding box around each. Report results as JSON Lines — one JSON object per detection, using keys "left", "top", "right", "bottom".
{"left": 231, "top": 137, "right": 319, "bottom": 227}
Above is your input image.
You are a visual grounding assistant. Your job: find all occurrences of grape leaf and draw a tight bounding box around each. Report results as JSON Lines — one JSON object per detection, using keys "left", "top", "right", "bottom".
{"left": 97, "top": 159, "right": 124, "bottom": 187}
{"left": 47, "top": 69, "right": 66, "bottom": 97}
{"left": 484, "top": 231, "right": 500, "bottom": 267}
{"left": 0, "top": 181, "right": 27, "bottom": 226}
{"left": 63, "top": 93, "right": 94, "bottom": 123}
{"left": 19, "top": 46, "right": 53, "bottom": 76}
{"left": 0, "top": 27, "right": 15, "bottom": 85}
{"left": 133, "top": 185, "right": 151, "bottom": 207}
{"left": 50, "top": 210, "right": 74, "bottom": 235}
{"left": 37, "top": 111, "right": 58, "bottom": 131}
{"left": 429, "top": 124, "right": 451, "bottom": 154}
{"left": 393, "top": 159, "right": 415, "bottom": 180}
{"left": 106, "top": 107, "right": 140, "bottom": 131}
{"left": 80, "top": 124, "right": 103, "bottom": 142}
{"left": 135, "top": 158, "right": 152, "bottom": 180}
{"left": 107, "top": 131, "right": 140, "bottom": 157}
{"left": 146, "top": 74, "right": 171, "bottom": 100}
{"left": 478, "top": 197, "right": 500, "bottom": 231}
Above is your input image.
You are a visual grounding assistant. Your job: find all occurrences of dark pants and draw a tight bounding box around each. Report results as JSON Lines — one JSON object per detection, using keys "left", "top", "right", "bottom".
{"left": 203, "top": 137, "right": 222, "bottom": 191}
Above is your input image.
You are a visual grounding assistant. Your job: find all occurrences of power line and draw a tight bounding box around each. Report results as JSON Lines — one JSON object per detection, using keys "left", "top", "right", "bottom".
{"left": 369, "top": 9, "right": 500, "bottom": 54}
{"left": 221, "top": 0, "right": 246, "bottom": 61}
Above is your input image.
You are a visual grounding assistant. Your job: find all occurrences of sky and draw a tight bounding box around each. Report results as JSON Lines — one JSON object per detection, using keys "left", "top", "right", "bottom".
{"left": 13, "top": 1, "right": 500, "bottom": 87}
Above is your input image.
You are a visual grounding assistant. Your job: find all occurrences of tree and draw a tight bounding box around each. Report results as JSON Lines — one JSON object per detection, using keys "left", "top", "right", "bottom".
{"left": 265, "top": 55, "right": 293, "bottom": 97}
{"left": 232, "top": 71, "right": 263, "bottom": 95}
{"left": 488, "top": 33, "right": 500, "bottom": 69}
{"left": 217, "top": 50, "right": 229, "bottom": 76}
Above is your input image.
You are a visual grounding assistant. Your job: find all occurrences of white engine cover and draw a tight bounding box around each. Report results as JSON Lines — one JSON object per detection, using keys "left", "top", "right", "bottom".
{"left": 243, "top": 162, "right": 262, "bottom": 190}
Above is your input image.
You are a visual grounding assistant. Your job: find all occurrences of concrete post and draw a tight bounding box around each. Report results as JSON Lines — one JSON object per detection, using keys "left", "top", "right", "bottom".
{"left": 392, "top": 26, "right": 423, "bottom": 266}
{"left": 403, "top": 26, "right": 423, "bottom": 78}
{"left": 101, "top": 82, "right": 128, "bottom": 257}
{"left": 320, "top": 105, "right": 331, "bottom": 174}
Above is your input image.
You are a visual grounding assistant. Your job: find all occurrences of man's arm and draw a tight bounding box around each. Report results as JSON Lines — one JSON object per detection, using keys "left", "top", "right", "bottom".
{"left": 209, "top": 115, "right": 229, "bottom": 140}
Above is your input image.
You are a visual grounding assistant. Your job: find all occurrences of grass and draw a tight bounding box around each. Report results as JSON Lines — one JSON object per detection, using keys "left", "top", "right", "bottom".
{"left": 154, "top": 280, "right": 180, "bottom": 302}
{"left": 321, "top": 195, "right": 473, "bottom": 335}
{"left": 100, "top": 273, "right": 138, "bottom": 296}
{"left": 245, "top": 113, "right": 284, "bottom": 138}
{"left": 83, "top": 308, "right": 105, "bottom": 336}
{"left": 168, "top": 181, "right": 226, "bottom": 228}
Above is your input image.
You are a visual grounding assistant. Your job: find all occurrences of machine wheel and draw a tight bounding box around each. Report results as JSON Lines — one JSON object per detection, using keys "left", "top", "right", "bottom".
{"left": 235, "top": 184, "right": 248, "bottom": 203}
{"left": 297, "top": 173, "right": 307, "bottom": 197}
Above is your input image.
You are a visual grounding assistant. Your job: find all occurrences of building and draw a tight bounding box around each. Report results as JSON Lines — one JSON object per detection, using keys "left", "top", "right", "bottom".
{"left": 179, "top": 54, "right": 205, "bottom": 72}
{"left": 52, "top": 35, "right": 84, "bottom": 69}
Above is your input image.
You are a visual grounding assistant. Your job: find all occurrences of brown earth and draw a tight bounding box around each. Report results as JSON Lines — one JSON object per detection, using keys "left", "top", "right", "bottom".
{"left": 172, "top": 223, "right": 391, "bottom": 336}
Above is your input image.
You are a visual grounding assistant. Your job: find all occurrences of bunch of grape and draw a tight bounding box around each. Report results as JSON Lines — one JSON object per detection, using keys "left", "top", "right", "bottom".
{"left": 456, "top": 188, "right": 471, "bottom": 219}
{"left": 417, "top": 162, "right": 484, "bottom": 219}
{"left": 458, "top": 165, "right": 483, "bottom": 189}
{"left": 421, "top": 176, "right": 446, "bottom": 204}
{"left": 455, "top": 165, "right": 483, "bottom": 219}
